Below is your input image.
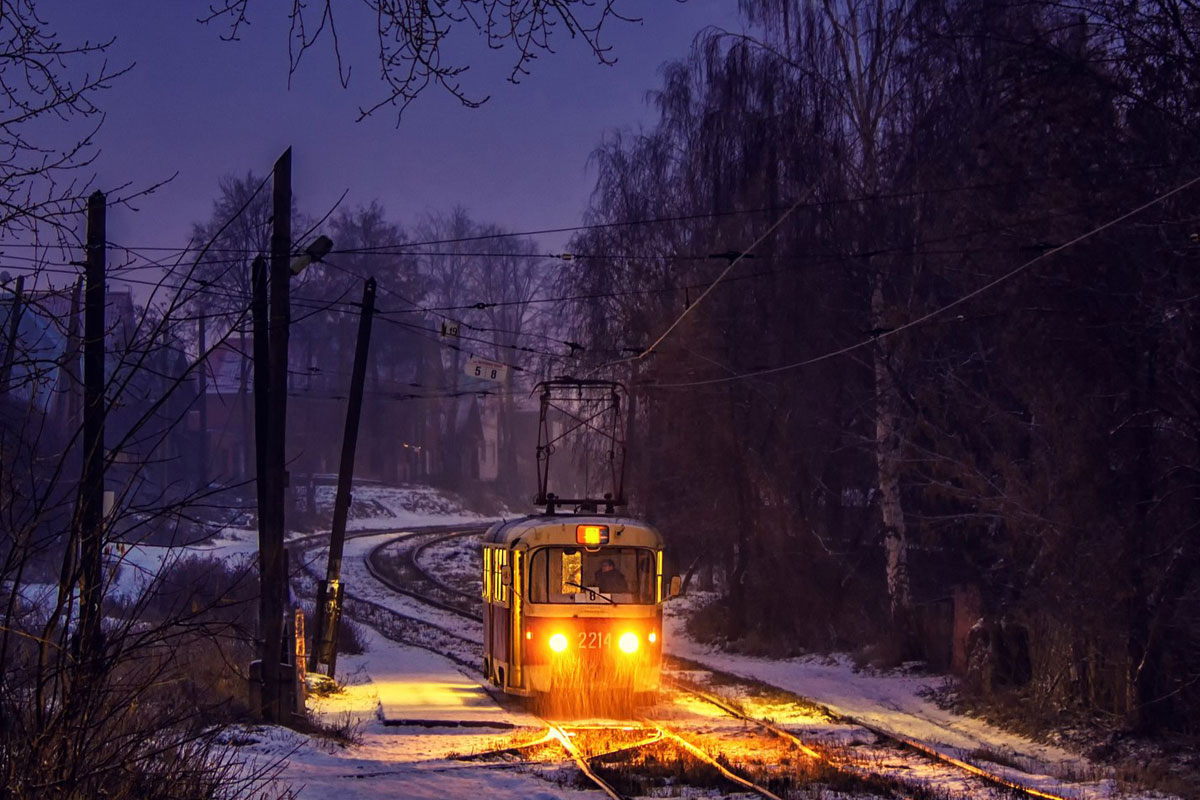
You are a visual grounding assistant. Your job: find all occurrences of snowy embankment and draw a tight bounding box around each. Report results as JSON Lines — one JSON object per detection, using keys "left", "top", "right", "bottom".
{"left": 664, "top": 594, "right": 1135, "bottom": 800}
{"left": 106, "top": 484, "right": 489, "bottom": 599}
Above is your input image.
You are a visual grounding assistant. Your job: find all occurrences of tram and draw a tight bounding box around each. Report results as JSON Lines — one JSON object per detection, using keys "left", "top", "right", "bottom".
{"left": 481, "top": 511, "right": 678, "bottom": 703}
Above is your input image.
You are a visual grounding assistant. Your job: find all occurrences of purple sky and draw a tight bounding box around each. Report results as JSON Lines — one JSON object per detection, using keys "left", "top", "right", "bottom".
{"left": 36, "top": 1, "right": 745, "bottom": 278}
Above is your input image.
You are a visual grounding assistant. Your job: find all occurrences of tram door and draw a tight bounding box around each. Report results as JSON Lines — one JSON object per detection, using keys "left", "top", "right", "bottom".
{"left": 484, "top": 546, "right": 516, "bottom": 687}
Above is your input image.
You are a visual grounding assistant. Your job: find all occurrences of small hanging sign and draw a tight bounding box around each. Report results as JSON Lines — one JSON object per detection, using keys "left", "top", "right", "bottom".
{"left": 465, "top": 356, "right": 508, "bottom": 383}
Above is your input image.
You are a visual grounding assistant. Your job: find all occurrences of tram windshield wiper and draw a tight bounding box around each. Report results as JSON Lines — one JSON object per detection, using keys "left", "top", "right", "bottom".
{"left": 564, "top": 580, "right": 616, "bottom": 604}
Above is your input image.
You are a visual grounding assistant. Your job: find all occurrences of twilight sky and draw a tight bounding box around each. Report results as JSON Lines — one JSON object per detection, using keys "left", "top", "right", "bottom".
{"left": 36, "top": 1, "right": 746, "bottom": 279}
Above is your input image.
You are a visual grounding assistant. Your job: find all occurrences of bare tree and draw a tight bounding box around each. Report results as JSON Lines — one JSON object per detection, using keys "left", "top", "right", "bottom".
{"left": 0, "top": 1, "right": 132, "bottom": 241}
{"left": 201, "top": 0, "right": 645, "bottom": 122}
{"left": 412, "top": 209, "right": 555, "bottom": 498}
{"left": 0, "top": 247, "right": 291, "bottom": 799}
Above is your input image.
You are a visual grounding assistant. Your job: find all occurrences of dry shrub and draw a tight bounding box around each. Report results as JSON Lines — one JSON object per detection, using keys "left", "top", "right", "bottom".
{"left": 0, "top": 555, "right": 290, "bottom": 799}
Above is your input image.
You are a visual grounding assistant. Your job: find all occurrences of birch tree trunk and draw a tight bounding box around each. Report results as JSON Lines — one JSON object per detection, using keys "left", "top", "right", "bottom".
{"left": 818, "top": 0, "right": 914, "bottom": 633}
{"left": 872, "top": 280, "right": 912, "bottom": 626}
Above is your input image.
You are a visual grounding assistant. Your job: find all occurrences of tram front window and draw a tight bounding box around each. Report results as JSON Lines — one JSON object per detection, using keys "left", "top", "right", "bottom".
{"left": 528, "top": 548, "right": 656, "bottom": 604}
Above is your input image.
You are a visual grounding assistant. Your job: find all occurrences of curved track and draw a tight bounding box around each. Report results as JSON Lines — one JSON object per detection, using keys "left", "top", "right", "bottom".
{"left": 362, "top": 528, "right": 483, "bottom": 622}
{"left": 290, "top": 525, "right": 487, "bottom": 670}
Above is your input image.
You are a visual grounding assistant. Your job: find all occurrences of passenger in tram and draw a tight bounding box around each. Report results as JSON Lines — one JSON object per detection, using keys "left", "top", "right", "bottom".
{"left": 594, "top": 558, "right": 629, "bottom": 593}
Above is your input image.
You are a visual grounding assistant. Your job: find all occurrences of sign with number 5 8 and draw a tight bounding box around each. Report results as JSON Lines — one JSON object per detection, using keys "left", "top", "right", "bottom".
{"left": 465, "top": 357, "right": 508, "bottom": 383}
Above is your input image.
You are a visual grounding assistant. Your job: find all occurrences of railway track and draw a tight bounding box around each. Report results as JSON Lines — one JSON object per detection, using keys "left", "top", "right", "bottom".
{"left": 362, "top": 528, "right": 483, "bottom": 621}
{"left": 294, "top": 525, "right": 1083, "bottom": 800}
{"left": 289, "top": 525, "right": 489, "bottom": 671}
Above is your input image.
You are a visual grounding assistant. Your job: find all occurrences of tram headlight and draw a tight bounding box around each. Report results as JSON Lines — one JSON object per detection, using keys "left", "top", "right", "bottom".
{"left": 618, "top": 631, "right": 639, "bottom": 653}
{"left": 548, "top": 632, "right": 569, "bottom": 653}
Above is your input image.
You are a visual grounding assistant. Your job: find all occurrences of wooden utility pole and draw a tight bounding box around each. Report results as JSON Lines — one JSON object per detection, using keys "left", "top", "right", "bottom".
{"left": 77, "top": 190, "right": 107, "bottom": 674}
{"left": 57, "top": 278, "right": 83, "bottom": 436}
{"left": 252, "top": 256, "right": 268, "bottom": 510}
{"left": 312, "top": 277, "right": 376, "bottom": 676}
{"left": 251, "top": 254, "right": 270, "bottom": 713}
{"left": 197, "top": 313, "right": 208, "bottom": 489}
{"left": 160, "top": 331, "right": 171, "bottom": 493}
{"left": 258, "top": 148, "right": 293, "bottom": 722}
{"left": 0, "top": 274, "right": 24, "bottom": 395}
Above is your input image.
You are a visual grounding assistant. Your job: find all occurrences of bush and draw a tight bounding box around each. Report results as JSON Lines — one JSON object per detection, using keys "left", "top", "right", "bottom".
{"left": 0, "top": 554, "right": 289, "bottom": 799}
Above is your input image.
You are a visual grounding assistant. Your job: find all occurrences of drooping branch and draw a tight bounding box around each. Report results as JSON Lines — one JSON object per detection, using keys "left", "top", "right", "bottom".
{"left": 200, "top": 0, "right": 641, "bottom": 123}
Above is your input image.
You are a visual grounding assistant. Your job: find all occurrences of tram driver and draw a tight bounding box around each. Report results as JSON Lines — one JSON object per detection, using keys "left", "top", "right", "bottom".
{"left": 594, "top": 558, "right": 629, "bottom": 594}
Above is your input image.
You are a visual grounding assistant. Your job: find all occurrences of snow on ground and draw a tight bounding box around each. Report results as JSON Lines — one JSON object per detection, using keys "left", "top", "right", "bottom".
{"left": 309, "top": 533, "right": 484, "bottom": 642}
{"left": 415, "top": 534, "right": 483, "bottom": 598}
{"left": 105, "top": 485, "right": 488, "bottom": 599}
{"left": 663, "top": 593, "right": 1144, "bottom": 800}
{"left": 107, "top": 524, "right": 261, "bottom": 599}
{"left": 308, "top": 484, "right": 490, "bottom": 531}
{"left": 92, "top": 489, "right": 1173, "bottom": 798}
{"left": 233, "top": 626, "right": 579, "bottom": 800}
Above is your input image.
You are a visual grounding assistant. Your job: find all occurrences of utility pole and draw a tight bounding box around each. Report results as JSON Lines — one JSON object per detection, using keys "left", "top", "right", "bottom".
{"left": 258, "top": 148, "right": 293, "bottom": 722}
{"left": 312, "top": 277, "right": 376, "bottom": 676}
{"left": 252, "top": 256, "right": 268, "bottom": 508}
{"left": 197, "top": 313, "right": 208, "bottom": 489}
{"left": 76, "top": 189, "right": 107, "bottom": 675}
{"left": 59, "top": 278, "right": 83, "bottom": 436}
{"left": 160, "top": 331, "right": 171, "bottom": 494}
{"left": 251, "top": 255, "right": 269, "bottom": 715}
{"left": 0, "top": 274, "right": 24, "bottom": 396}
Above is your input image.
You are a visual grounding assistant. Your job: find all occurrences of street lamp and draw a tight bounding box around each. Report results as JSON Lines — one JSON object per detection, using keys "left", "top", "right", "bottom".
{"left": 290, "top": 234, "right": 334, "bottom": 275}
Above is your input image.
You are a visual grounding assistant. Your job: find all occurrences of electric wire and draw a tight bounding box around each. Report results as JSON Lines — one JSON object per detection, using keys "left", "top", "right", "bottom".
{"left": 648, "top": 174, "right": 1200, "bottom": 389}
{"left": 7, "top": 165, "right": 1192, "bottom": 370}
{"left": 2, "top": 157, "right": 1188, "bottom": 259}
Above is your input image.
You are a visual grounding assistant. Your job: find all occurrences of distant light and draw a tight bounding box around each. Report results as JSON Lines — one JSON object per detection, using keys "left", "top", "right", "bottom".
{"left": 549, "top": 632, "right": 568, "bottom": 652}
{"left": 525, "top": 631, "right": 532, "bottom": 640}
{"left": 648, "top": 631, "right": 657, "bottom": 644}
{"left": 618, "top": 632, "right": 639, "bottom": 653}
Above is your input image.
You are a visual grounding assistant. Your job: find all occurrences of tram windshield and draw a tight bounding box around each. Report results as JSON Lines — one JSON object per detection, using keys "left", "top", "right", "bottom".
{"left": 527, "top": 547, "right": 656, "bottom": 605}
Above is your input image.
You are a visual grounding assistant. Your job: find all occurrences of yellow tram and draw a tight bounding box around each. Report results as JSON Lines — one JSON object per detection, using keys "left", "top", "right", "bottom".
{"left": 482, "top": 513, "right": 677, "bottom": 705}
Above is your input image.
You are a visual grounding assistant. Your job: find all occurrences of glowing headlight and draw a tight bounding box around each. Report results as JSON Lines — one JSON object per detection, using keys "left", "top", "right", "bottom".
{"left": 618, "top": 632, "right": 639, "bottom": 653}
{"left": 548, "top": 632, "right": 569, "bottom": 652}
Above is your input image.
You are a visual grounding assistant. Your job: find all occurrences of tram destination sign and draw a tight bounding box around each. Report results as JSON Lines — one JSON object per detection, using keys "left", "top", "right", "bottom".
{"left": 465, "top": 356, "right": 508, "bottom": 383}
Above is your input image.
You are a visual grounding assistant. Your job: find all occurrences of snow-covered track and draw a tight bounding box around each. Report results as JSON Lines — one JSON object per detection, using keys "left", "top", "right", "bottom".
{"left": 538, "top": 719, "right": 793, "bottom": 800}
{"left": 667, "top": 667, "right": 1078, "bottom": 800}
{"left": 411, "top": 530, "right": 484, "bottom": 605}
{"left": 548, "top": 725, "right": 628, "bottom": 800}
{"left": 290, "top": 526, "right": 486, "bottom": 669}
{"left": 363, "top": 528, "right": 485, "bottom": 623}
{"left": 654, "top": 725, "right": 787, "bottom": 800}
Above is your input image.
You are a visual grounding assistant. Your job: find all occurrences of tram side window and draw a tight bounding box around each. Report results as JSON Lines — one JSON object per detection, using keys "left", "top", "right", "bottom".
{"left": 500, "top": 549, "right": 509, "bottom": 604}
{"left": 483, "top": 548, "right": 491, "bottom": 601}
{"left": 488, "top": 548, "right": 509, "bottom": 604}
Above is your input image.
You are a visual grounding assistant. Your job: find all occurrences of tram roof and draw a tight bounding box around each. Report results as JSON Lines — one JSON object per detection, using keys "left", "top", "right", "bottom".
{"left": 483, "top": 513, "right": 663, "bottom": 547}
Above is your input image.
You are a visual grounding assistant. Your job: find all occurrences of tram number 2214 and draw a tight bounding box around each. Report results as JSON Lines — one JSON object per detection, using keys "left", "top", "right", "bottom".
{"left": 579, "top": 631, "right": 610, "bottom": 649}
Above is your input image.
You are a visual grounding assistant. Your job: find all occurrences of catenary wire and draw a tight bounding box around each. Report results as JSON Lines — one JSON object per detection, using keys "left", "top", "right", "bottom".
{"left": 648, "top": 174, "right": 1200, "bottom": 389}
